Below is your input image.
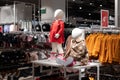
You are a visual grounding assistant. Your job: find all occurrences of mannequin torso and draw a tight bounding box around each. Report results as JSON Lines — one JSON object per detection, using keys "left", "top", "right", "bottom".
{"left": 49, "top": 20, "right": 64, "bottom": 43}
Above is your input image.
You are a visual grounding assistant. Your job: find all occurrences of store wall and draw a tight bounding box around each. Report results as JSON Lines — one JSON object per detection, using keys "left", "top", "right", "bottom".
{"left": 41, "top": 0, "right": 65, "bottom": 23}
{"left": 0, "top": 3, "right": 32, "bottom": 24}
{"left": 15, "top": 3, "right": 25, "bottom": 22}
{"left": 0, "top": 5, "right": 14, "bottom": 24}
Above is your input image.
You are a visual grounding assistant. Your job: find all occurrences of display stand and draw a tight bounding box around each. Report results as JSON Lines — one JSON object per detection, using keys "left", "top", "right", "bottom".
{"left": 73, "top": 63, "right": 100, "bottom": 80}
{"left": 32, "top": 59, "right": 100, "bottom": 80}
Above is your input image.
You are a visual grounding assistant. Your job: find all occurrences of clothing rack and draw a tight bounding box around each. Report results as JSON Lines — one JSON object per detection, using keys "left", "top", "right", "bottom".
{"left": 6, "top": 31, "right": 49, "bottom": 35}
{"left": 85, "top": 30, "right": 120, "bottom": 64}
{"left": 85, "top": 27, "right": 120, "bottom": 34}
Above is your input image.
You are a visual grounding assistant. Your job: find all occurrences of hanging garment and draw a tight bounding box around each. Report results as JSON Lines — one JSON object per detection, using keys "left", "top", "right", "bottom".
{"left": 4, "top": 25, "right": 10, "bottom": 33}
{"left": 86, "top": 33, "right": 120, "bottom": 64}
{"left": 9, "top": 24, "right": 17, "bottom": 32}
{"left": 0, "top": 26, "right": 3, "bottom": 32}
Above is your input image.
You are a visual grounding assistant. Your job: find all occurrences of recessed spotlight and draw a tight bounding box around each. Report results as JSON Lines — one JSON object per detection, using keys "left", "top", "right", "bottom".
{"left": 90, "top": 3, "right": 93, "bottom": 5}
{"left": 89, "top": 13, "right": 91, "bottom": 15}
{"left": 100, "top": 4, "right": 102, "bottom": 7}
{"left": 79, "top": 7, "right": 82, "bottom": 9}
{"left": 73, "top": 0, "right": 75, "bottom": 1}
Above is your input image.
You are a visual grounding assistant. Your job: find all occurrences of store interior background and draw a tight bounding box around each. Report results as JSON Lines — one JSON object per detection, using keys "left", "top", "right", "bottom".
{"left": 1, "top": 1, "right": 120, "bottom": 80}
{"left": 0, "top": 0, "right": 115, "bottom": 29}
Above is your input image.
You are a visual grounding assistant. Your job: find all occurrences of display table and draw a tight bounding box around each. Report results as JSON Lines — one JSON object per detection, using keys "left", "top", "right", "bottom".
{"left": 32, "top": 59, "right": 100, "bottom": 80}
{"left": 73, "top": 63, "right": 100, "bottom": 80}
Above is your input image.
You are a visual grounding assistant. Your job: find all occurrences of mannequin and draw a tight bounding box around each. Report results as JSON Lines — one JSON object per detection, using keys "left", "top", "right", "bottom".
{"left": 49, "top": 9, "right": 65, "bottom": 59}
{"left": 56, "top": 28, "right": 88, "bottom": 66}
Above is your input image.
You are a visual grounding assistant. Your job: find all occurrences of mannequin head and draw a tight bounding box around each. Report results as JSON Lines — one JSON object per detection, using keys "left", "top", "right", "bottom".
{"left": 54, "top": 9, "right": 64, "bottom": 20}
{"left": 71, "top": 28, "right": 85, "bottom": 41}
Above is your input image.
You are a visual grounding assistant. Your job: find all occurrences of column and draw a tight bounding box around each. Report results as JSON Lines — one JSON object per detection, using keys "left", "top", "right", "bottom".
{"left": 115, "top": 0, "right": 120, "bottom": 27}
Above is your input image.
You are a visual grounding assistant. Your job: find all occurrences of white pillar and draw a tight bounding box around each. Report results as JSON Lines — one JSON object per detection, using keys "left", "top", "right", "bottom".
{"left": 115, "top": 0, "right": 120, "bottom": 27}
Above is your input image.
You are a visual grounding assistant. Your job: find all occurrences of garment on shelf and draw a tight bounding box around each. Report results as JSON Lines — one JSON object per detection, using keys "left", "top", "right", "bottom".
{"left": 0, "top": 32, "right": 49, "bottom": 48}
{"left": 0, "top": 48, "right": 50, "bottom": 79}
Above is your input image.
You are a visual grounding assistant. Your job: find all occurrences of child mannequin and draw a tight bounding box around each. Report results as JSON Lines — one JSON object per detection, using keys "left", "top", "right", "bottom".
{"left": 56, "top": 28, "right": 88, "bottom": 66}
{"left": 49, "top": 9, "right": 65, "bottom": 59}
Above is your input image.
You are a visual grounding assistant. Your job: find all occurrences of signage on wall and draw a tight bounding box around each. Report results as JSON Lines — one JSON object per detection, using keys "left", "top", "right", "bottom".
{"left": 101, "top": 9, "right": 109, "bottom": 28}
{"left": 41, "top": 8, "right": 46, "bottom": 14}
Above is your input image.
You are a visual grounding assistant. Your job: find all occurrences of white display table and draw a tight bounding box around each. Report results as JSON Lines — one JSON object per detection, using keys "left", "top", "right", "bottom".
{"left": 32, "top": 59, "right": 100, "bottom": 80}
{"left": 73, "top": 63, "right": 100, "bottom": 80}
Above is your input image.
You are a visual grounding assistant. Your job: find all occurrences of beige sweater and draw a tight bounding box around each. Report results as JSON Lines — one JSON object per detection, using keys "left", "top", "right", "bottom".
{"left": 65, "top": 35, "right": 88, "bottom": 65}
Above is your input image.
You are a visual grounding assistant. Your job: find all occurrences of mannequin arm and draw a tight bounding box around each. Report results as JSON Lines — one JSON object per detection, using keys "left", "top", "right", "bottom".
{"left": 57, "top": 21, "right": 64, "bottom": 35}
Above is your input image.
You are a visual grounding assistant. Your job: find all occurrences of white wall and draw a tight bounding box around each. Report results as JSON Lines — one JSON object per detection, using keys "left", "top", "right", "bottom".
{"left": 0, "top": 3, "right": 32, "bottom": 24}
{"left": 0, "top": 5, "right": 14, "bottom": 24}
{"left": 41, "top": 0, "right": 65, "bottom": 23}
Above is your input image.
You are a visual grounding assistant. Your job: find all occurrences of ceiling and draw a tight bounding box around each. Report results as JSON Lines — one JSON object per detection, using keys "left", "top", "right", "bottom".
{"left": 68, "top": 0, "right": 114, "bottom": 24}
{"left": 0, "top": 0, "right": 115, "bottom": 24}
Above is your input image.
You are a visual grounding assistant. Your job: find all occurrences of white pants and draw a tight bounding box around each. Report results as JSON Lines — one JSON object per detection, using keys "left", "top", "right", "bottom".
{"left": 51, "top": 42, "right": 64, "bottom": 53}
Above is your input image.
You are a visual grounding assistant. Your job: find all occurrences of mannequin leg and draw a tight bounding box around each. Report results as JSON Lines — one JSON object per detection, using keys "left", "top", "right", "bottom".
{"left": 57, "top": 43, "right": 64, "bottom": 55}
{"left": 48, "top": 42, "right": 57, "bottom": 59}
{"left": 56, "top": 43, "right": 64, "bottom": 59}
{"left": 56, "top": 43, "right": 74, "bottom": 66}
{"left": 51, "top": 42, "right": 57, "bottom": 53}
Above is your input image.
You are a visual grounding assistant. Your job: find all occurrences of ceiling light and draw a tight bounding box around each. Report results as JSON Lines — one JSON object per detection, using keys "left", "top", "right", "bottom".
{"left": 89, "top": 13, "right": 91, "bottom": 16}
{"left": 90, "top": 3, "right": 93, "bottom": 5}
{"left": 79, "top": 7, "right": 82, "bottom": 9}
{"left": 73, "top": 0, "right": 75, "bottom": 1}
{"left": 100, "top": 4, "right": 102, "bottom": 7}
